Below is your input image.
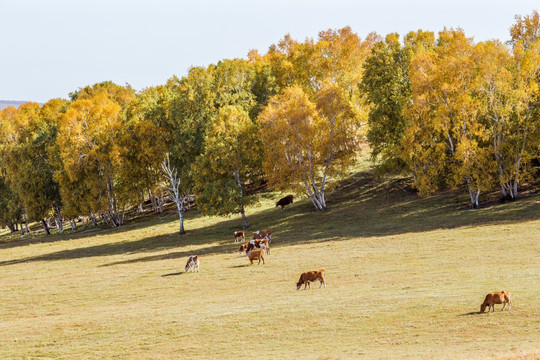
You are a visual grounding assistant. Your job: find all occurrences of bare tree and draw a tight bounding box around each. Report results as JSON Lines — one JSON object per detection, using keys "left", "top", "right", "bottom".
{"left": 161, "top": 154, "right": 188, "bottom": 235}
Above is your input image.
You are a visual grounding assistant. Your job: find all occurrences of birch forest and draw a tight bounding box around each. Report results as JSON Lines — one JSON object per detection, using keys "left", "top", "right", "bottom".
{"left": 0, "top": 11, "right": 539, "bottom": 234}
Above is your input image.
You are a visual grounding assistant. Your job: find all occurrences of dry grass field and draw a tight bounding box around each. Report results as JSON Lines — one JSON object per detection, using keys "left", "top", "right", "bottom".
{"left": 1, "top": 164, "right": 539, "bottom": 359}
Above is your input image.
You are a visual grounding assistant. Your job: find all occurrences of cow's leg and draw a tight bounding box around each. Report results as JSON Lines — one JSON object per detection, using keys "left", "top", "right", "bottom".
{"left": 501, "top": 302, "right": 506, "bottom": 311}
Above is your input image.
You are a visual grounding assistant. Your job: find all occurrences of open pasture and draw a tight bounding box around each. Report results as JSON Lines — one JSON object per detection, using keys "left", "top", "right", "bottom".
{"left": 1, "top": 171, "right": 539, "bottom": 359}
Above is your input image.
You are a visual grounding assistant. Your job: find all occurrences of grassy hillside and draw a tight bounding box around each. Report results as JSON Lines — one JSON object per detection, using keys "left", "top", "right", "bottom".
{"left": 1, "top": 161, "right": 539, "bottom": 359}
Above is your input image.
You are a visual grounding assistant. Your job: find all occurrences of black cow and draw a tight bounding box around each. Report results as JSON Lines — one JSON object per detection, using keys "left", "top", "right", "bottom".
{"left": 276, "top": 195, "right": 294, "bottom": 210}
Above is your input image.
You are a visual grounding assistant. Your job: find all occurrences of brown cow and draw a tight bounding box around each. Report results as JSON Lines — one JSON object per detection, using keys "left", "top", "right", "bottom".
{"left": 276, "top": 195, "right": 294, "bottom": 210}
{"left": 296, "top": 270, "right": 326, "bottom": 290}
{"left": 233, "top": 231, "right": 245, "bottom": 243}
{"left": 481, "top": 290, "right": 512, "bottom": 312}
{"left": 253, "top": 230, "right": 272, "bottom": 243}
{"left": 248, "top": 248, "right": 265, "bottom": 265}
{"left": 185, "top": 255, "right": 200, "bottom": 272}
{"left": 245, "top": 239, "right": 270, "bottom": 255}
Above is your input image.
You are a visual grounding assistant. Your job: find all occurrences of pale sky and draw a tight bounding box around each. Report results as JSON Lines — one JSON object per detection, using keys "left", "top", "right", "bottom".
{"left": 1, "top": 0, "right": 538, "bottom": 103}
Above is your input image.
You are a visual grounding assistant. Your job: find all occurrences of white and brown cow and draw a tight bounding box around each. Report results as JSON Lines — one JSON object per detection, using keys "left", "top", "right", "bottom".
{"left": 245, "top": 238, "right": 270, "bottom": 255}
{"left": 296, "top": 269, "right": 326, "bottom": 290}
{"left": 185, "top": 255, "right": 200, "bottom": 272}
{"left": 253, "top": 230, "right": 272, "bottom": 243}
{"left": 238, "top": 243, "right": 249, "bottom": 254}
{"left": 233, "top": 230, "right": 245, "bottom": 243}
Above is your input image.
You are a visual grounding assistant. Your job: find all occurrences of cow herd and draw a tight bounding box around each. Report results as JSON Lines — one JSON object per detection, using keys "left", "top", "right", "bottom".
{"left": 183, "top": 195, "right": 513, "bottom": 310}
{"left": 185, "top": 227, "right": 326, "bottom": 290}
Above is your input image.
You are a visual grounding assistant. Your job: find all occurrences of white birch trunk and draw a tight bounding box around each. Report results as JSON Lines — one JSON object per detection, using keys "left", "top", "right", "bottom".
{"left": 465, "top": 176, "right": 480, "bottom": 209}
{"left": 233, "top": 170, "right": 250, "bottom": 229}
{"left": 55, "top": 218, "right": 63, "bottom": 234}
{"left": 162, "top": 154, "right": 187, "bottom": 235}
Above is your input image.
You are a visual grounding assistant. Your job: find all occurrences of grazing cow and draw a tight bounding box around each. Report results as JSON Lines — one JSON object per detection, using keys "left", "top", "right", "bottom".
{"left": 481, "top": 290, "right": 512, "bottom": 312}
{"left": 253, "top": 230, "right": 272, "bottom": 243}
{"left": 276, "top": 195, "right": 294, "bottom": 210}
{"left": 245, "top": 238, "right": 270, "bottom": 255}
{"left": 296, "top": 270, "right": 326, "bottom": 290}
{"left": 233, "top": 230, "right": 245, "bottom": 243}
{"left": 185, "top": 255, "right": 200, "bottom": 272}
{"left": 248, "top": 248, "right": 265, "bottom": 265}
{"left": 238, "top": 243, "right": 249, "bottom": 254}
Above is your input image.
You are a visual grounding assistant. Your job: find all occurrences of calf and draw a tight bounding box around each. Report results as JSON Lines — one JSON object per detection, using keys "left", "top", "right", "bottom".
{"left": 233, "top": 230, "right": 245, "bottom": 243}
{"left": 276, "top": 194, "right": 294, "bottom": 210}
{"left": 481, "top": 290, "right": 512, "bottom": 312}
{"left": 185, "top": 255, "right": 200, "bottom": 272}
{"left": 253, "top": 230, "right": 272, "bottom": 243}
{"left": 245, "top": 238, "right": 270, "bottom": 255}
{"left": 248, "top": 248, "right": 265, "bottom": 265}
{"left": 296, "top": 269, "right": 326, "bottom": 290}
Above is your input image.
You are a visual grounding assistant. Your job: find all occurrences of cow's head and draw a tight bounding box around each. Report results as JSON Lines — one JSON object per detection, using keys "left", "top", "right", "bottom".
{"left": 238, "top": 244, "right": 247, "bottom": 254}
{"left": 480, "top": 304, "right": 487, "bottom": 313}
{"left": 296, "top": 281, "right": 302, "bottom": 290}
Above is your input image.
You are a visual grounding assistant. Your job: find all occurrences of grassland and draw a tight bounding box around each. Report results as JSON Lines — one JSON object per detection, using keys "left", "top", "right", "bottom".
{"left": 1, "top": 162, "right": 539, "bottom": 359}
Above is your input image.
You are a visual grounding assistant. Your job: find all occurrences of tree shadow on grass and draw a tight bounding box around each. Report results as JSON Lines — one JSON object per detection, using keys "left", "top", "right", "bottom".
{"left": 0, "top": 207, "right": 205, "bottom": 250}
{"left": 1, "top": 169, "right": 539, "bottom": 268}
{"left": 0, "top": 233, "right": 235, "bottom": 267}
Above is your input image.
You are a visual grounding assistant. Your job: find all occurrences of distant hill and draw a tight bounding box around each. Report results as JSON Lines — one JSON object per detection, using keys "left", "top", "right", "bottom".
{"left": 0, "top": 100, "right": 27, "bottom": 110}
{"left": 0, "top": 100, "right": 44, "bottom": 110}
